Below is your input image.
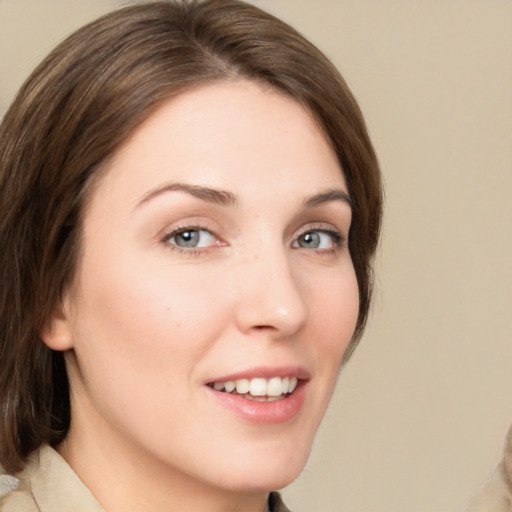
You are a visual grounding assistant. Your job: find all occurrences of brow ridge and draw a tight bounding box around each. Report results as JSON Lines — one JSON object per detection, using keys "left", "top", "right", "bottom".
{"left": 303, "top": 189, "right": 352, "bottom": 208}
{"left": 136, "top": 182, "right": 350, "bottom": 211}
{"left": 136, "top": 182, "right": 239, "bottom": 208}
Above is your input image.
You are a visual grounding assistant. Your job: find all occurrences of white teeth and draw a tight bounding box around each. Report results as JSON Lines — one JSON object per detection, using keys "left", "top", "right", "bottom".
{"left": 281, "top": 377, "right": 290, "bottom": 395}
{"left": 267, "top": 377, "right": 283, "bottom": 397}
{"left": 249, "top": 378, "right": 267, "bottom": 396}
{"left": 245, "top": 394, "right": 283, "bottom": 402}
{"left": 210, "top": 376, "right": 300, "bottom": 398}
{"left": 224, "top": 381, "right": 236, "bottom": 393}
{"left": 235, "top": 379, "right": 250, "bottom": 394}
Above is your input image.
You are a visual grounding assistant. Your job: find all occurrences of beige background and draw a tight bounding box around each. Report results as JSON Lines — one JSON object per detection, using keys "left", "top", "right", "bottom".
{"left": 1, "top": 1, "right": 511, "bottom": 511}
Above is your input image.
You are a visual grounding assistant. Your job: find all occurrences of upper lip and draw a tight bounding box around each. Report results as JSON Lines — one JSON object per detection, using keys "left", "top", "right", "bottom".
{"left": 204, "top": 365, "right": 311, "bottom": 384}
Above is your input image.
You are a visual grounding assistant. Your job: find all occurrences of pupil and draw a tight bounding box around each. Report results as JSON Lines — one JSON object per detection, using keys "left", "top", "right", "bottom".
{"left": 302, "top": 232, "right": 320, "bottom": 248}
{"left": 176, "top": 230, "right": 199, "bottom": 247}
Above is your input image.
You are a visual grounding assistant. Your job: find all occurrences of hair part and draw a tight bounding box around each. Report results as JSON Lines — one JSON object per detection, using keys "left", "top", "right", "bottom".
{"left": 0, "top": 0, "right": 382, "bottom": 473}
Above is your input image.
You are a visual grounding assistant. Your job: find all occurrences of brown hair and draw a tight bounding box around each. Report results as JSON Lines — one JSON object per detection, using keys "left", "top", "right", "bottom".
{"left": 0, "top": 0, "right": 382, "bottom": 473}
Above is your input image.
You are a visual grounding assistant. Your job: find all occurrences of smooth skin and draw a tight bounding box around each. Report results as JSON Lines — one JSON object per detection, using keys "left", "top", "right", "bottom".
{"left": 42, "top": 80, "right": 359, "bottom": 512}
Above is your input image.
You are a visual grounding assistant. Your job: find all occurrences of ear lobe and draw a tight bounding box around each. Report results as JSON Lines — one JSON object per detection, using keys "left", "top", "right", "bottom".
{"left": 41, "top": 301, "right": 74, "bottom": 351}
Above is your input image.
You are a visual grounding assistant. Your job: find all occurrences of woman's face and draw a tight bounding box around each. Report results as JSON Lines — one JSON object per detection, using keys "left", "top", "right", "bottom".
{"left": 49, "top": 81, "right": 359, "bottom": 494}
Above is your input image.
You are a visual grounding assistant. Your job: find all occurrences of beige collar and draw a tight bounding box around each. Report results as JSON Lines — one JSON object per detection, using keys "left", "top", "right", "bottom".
{"left": 2, "top": 446, "right": 288, "bottom": 512}
{"left": 3, "top": 445, "right": 104, "bottom": 512}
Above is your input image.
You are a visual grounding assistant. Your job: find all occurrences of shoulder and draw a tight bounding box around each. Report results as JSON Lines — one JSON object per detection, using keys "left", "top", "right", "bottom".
{"left": 0, "top": 465, "right": 39, "bottom": 512}
{"left": 2, "top": 445, "right": 103, "bottom": 512}
{"left": 0, "top": 474, "right": 20, "bottom": 498}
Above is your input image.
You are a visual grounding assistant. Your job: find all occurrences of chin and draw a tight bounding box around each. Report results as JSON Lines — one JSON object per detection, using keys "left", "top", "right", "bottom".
{"left": 252, "top": 467, "right": 304, "bottom": 492}
{"left": 210, "top": 443, "right": 312, "bottom": 493}
{"left": 219, "top": 467, "right": 305, "bottom": 493}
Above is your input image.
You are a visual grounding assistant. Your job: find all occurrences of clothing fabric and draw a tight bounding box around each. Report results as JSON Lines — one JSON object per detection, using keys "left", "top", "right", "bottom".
{"left": 0, "top": 445, "right": 291, "bottom": 512}
{"left": 465, "top": 425, "right": 512, "bottom": 512}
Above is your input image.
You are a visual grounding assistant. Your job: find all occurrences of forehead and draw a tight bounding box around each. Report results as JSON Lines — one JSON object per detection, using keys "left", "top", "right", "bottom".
{"left": 94, "top": 80, "right": 347, "bottom": 209}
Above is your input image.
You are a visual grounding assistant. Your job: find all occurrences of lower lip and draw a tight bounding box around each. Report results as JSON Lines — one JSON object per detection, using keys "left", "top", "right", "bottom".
{"left": 206, "top": 381, "right": 307, "bottom": 425}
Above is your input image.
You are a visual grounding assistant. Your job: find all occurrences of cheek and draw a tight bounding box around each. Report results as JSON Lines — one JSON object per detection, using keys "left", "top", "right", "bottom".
{"left": 70, "top": 254, "right": 231, "bottom": 374}
{"left": 309, "top": 266, "right": 359, "bottom": 368}
{"left": 67, "top": 256, "right": 234, "bottom": 439}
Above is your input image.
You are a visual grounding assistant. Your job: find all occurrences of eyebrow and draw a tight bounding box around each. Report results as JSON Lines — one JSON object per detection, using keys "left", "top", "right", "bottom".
{"left": 136, "top": 182, "right": 239, "bottom": 209}
{"left": 135, "top": 182, "right": 351, "bottom": 210}
{"left": 302, "top": 189, "right": 352, "bottom": 209}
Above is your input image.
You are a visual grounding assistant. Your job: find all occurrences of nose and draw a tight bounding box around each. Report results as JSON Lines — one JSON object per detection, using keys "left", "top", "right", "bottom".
{"left": 233, "top": 249, "right": 308, "bottom": 338}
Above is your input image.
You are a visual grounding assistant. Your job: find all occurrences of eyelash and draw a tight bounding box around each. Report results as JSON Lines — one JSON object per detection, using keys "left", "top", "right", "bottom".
{"left": 160, "top": 223, "right": 347, "bottom": 256}
{"left": 294, "top": 224, "right": 347, "bottom": 254}
{"left": 161, "top": 224, "right": 220, "bottom": 256}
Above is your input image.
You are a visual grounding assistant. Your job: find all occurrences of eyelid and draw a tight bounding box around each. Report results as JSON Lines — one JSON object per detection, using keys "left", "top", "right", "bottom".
{"left": 159, "top": 216, "right": 217, "bottom": 241}
{"left": 160, "top": 222, "right": 226, "bottom": 254}
{"left": 161, "top": 225, "right": 212, "bottom": 242}
{"left": 158, "top": 219, "right": 347, "bottom": 257}
{"left": 167, "top": 228, "right": 215, "bottom": 247}
{"left": 294, "top": 222, "right": 346, "bottom": 239}
{"left": 291, "top": 223, "right": 347, "bottom": 250}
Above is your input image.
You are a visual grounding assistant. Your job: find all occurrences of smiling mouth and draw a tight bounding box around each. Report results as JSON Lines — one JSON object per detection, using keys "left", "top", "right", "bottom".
{"left": 207, "top": 376, "right": 299, "bottom": 402}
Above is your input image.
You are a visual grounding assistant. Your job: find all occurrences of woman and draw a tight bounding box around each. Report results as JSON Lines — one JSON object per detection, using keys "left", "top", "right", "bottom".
{"left": 0, "top": 1, "right": 382, "bottom": 511}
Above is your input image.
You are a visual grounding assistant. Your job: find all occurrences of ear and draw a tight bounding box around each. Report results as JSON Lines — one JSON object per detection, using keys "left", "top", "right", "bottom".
{"left": 40, "top": 297, "right": 74, "bottom": 351}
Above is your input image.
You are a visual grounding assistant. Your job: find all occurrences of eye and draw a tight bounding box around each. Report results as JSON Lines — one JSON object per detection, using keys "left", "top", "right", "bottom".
{"left": 164, "top": 228, "right": 217, "bottom": 249}
{"left": 292, "top": 229, "right": 343, "bottom": 250}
